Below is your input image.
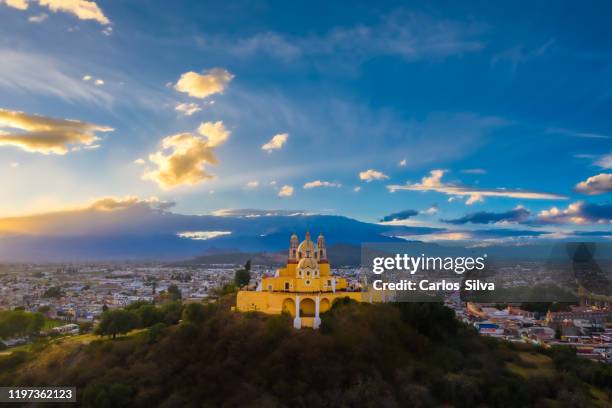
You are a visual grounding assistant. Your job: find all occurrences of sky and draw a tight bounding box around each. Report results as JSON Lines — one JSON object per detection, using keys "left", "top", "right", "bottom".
{"left": 0, "top": 0, "right": 611, "bottom": 243}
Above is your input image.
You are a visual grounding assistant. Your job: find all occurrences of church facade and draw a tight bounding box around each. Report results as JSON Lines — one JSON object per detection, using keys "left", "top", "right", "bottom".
{"left": 236, "top": 231, "right": 366, "bottom": 328}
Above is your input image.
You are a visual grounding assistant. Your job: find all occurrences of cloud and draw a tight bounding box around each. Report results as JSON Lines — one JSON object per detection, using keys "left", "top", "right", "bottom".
{"left": 379, "top": 209, "right": 419, "bottom": 222}
{"left": 359, "top": 169, "right": 389, "bottom": 182}
{"left": 211, "top": 208, "right": 309, "bottom": 217}
{"left": 546, "top": 128, "right": 612, "bottom": 140}
{"left": 422, "top": 205, "right": 438, "bottom": 215}
{"left": 174, "top": 68, "right": 233, "bottom": 99}
{"left": 461, "top": 168, "right": 486, "bottom": 174}
{"left": 303, "top": 180, "right": 341, "bottom": 189}
{"left": 94, "top": 79, "right": 104, "bottom": 86}
{"left": 536, "top": 201, "right": 612, "bottom": 225}
{"left": 175, "top": 102, "right": 201, "bottom": 116}
{"left": 594, "top": 154, "right": 612, "bottom": 169}
{"left": 443, "top": 207, "right": 531, "bottom": 225}
{"left": 353, "top": 186, "right": 361, "bottom": 192}
{"left": 278, "top": 185, "right": 294, "bottom": 197}
{"left": 28, "top": 13, "right": 48, "bottom": 23}
{"left": 2, "top": 0, "right": 110, "bottom": 25}
{"left": 82, "top": 74, "right": 92, "bottom": 81}
{"left": 388, "top": 169, "right": 566, "bottom": 204}
{"left": 197, "top": 121, "right": 229, "bottom": 147}
{"left": 398, "top": 159, "right": 407, "bottom": 167}
{"left": 575, "top": 173, "right": 612, "bottom": 195}
{"left": 261, "top": 133, "right": 288, "bottom": 151}
{"left": 133, "top": 158, "right": 145, "bottom": 165}
{"left": 88, "top": 196, "right": 175, "bottom": 212}
{"left": 1, "top": 0, "right": 28, "bottom": 10}
{"left": 177, "top": 231, "right": 231, "bottom": 240}
{"left": 246, "top": 180, "right": 259, "bottom": 188}
{"left": 201, "top": 10, "right": 484, "bottom": 64}
{"left": 0, "top": 50, "right": 112, "bottom": 104}
{"left": 227, "top": 32, "right": 302, "bottom": 61}
{"left": 0, "top": 108, "right": 113, "bottom": 154}
{"left": 143, "top": 121, "right": 230, "bottom": 189}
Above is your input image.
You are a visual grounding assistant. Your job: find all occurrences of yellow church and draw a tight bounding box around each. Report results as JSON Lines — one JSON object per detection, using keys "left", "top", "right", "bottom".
{"left": 236, "top": 231, "right": 367, "bottom": 328}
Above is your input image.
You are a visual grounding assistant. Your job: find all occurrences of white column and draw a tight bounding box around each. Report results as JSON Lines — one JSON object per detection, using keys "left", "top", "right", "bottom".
{"left": 331, "top": 278, "right": 336, "bottom": 293}
{"left": 313, "top": 295, "right": 321, "bottom": 329}
{"left": 293, "top": 295, "right": 301, "bottom": 329}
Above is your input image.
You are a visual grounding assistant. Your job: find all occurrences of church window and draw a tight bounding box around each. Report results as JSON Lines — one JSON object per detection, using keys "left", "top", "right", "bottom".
{"left": 306, "top": 271, "right": 310, "bottom": 276}
{"left": 268, "top": 285, "right": 273, "bottom": 291}
{"left": 284, "top": 282, "right": 289, "bottom": 290}
{"left": 305, "top": 280, "right": 310, "bottom": 285}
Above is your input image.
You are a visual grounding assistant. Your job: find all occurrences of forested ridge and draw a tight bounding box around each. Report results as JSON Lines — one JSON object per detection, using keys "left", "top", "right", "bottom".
{"left": 1, "top": 297, "right": 610, "bottom": 407}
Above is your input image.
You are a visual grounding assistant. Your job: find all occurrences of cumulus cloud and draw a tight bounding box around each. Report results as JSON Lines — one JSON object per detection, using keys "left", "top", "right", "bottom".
{"left": 536, "top": 201, "right": 612, "bottom": 225}
{"left": 278, "top": 185, "right": 294, "bottom": 197}
{"left": 94, "top": 78, "right": 104, "bottom": 86}
{"left": 398, "top": 159, "right": 407, "bottom": 167}
{"left": 0, "top": 108, "right": 113, "bottom": 154}
{"left": 142, "top": 121, "right": 230, "bottom": 189}
{"left": 443, "top": 207, "right": 531, "bottom": 225}
{"left": 359, "top": 169, "right": 389, "bottom": 182}
{"left": 197, "top": 121, "right": 229, "bottom": 147}
{"left": 245, "top": 180, "right": 259, "bottom": 188}
{"left": 303, "top": 180, "right": 341, "bottom": 189}
{"left": 388, "top": 169, "right": 566, "bottom": 204}
{"left": 2, "top": 0, "right": 111, "bottom": 25}
{"left": 261, "top": 133, "right": 288, "bottom": 151}
{"left": 1, "top": 0, "right": 28, "bottom": 10}
{"left": 379, "top": 209, "right": 419, "bottom": 222}
{"left": 133, "top": 158, "right": 145, "bottom": 165}
{"left": 353, "top": 186, "right": 361, "bottom": 192}
{"left": 575, "top": 173, "right": 612, "bottom": 195}
{"left": 175, "top": 102, "right": 201, "bottom": 116}
{"left": 174, "top": 68, "right": 233, "bottom": 99}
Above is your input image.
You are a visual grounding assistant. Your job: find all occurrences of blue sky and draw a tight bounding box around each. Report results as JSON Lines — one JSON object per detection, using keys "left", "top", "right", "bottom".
{"left": 0, "top": 0, "right": 611, "bottom": 242}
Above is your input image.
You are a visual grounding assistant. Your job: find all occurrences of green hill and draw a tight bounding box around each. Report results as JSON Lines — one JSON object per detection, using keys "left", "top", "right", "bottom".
{"left": 1, "top": 299, "right": 610, "bottom": 407}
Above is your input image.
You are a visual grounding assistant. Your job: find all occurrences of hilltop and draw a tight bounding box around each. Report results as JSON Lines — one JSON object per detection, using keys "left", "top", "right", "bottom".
{"left": 1, "top": 299, "right": 610, "bottom": 407}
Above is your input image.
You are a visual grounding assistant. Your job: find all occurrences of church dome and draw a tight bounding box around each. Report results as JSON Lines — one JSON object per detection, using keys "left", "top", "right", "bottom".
{"left": 298, "top": 257, "right": 319, "bottom": 274}
{"left": 297, "top": 235, "right": 316, "bottom": 258}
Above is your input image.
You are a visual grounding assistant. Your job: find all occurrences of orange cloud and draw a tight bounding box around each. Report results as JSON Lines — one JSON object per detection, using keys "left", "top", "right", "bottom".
{"left": 0, "top": 108, "right": 113, "bottom": 154}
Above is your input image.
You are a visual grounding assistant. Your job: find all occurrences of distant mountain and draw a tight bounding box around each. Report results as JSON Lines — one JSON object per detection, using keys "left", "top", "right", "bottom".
{"left": 179, "top": 243, "right": 363, "bottom": 267}
{"left": 0, "top": 201, "right": 440, "bottom": 262}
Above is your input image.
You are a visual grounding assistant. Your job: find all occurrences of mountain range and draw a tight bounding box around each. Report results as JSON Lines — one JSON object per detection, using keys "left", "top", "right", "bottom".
{"left": 0, "top": 201, "right": 438, "bottom": 262}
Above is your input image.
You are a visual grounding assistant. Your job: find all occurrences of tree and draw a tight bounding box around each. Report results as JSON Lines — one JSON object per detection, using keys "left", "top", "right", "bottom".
{"left": 167, "top": 285, "right": 182, "bottom": 302}
{"left": 136, "top": 305, "right": 164, "bottom": 328}
{"left": 234, "top": 260, "right": 252, "bottom": 288}
{"left": 182, "top": 303, "right": 207, "bottom": 323}
{"left": 0, "top": 310, "right": 45, "bottom": 339}
{"left": 161, "top": 302, "right": 183, "bottom": 325}
{"left": 95, "top": 310, "right": 139, "bottom": 339}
